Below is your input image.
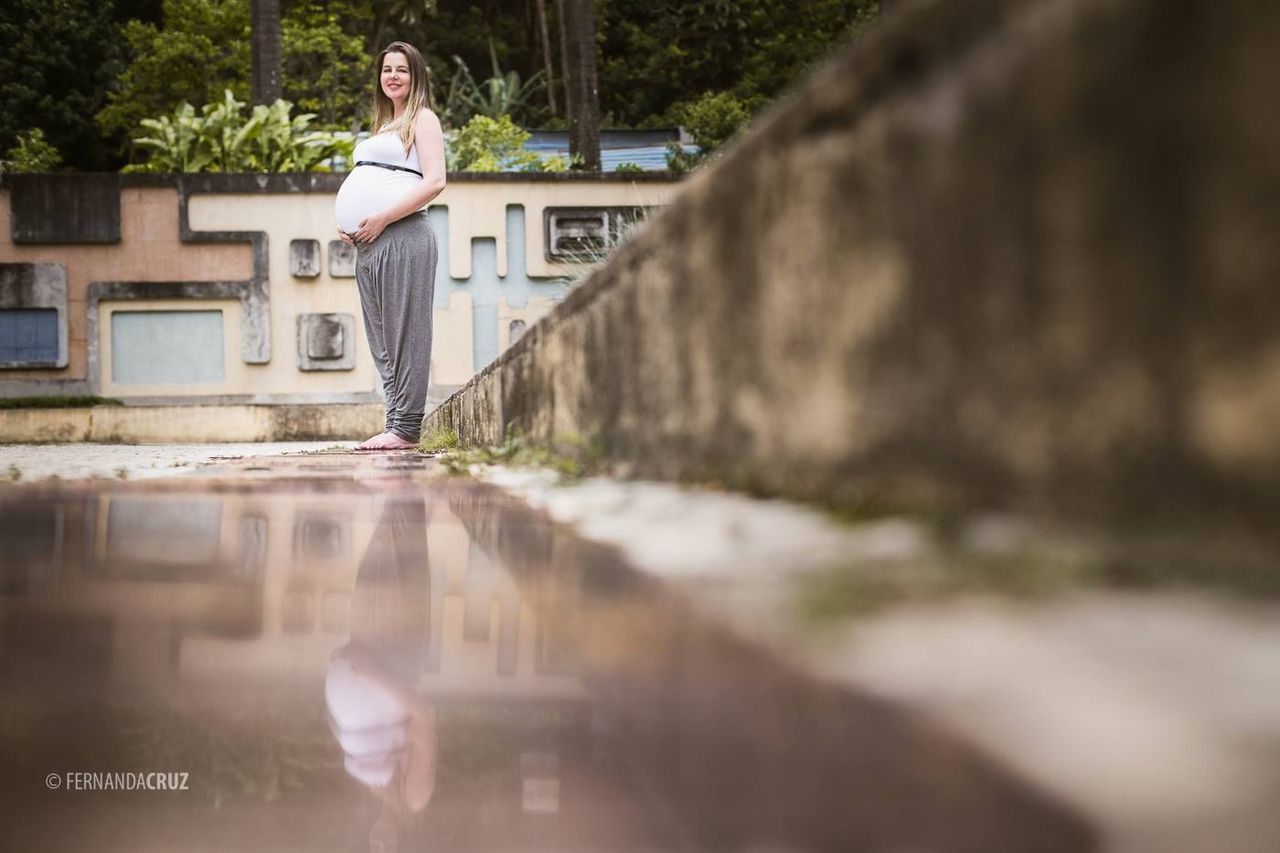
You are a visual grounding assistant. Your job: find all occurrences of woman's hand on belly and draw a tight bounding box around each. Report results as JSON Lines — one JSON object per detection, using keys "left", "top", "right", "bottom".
{"left": 350, "top": 210, "right": 391, "bottom": 246}
{"left": 337, "top": 226, "right": 355, "bottom": 246}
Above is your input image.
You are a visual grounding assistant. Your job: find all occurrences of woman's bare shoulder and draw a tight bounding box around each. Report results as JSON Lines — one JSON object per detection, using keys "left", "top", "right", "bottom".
{"left": 415, "top": 108, "right": 443, "bottom": 133}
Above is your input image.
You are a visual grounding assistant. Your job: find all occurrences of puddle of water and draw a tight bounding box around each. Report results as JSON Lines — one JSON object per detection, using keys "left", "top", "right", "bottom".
{"left": 0, "top": 475, "right": 1096, "bottom": 852}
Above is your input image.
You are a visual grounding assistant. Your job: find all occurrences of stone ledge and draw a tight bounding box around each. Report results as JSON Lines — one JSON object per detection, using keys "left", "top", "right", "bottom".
{"left": 0, "top": 403, "right": 382, "bottom": 443}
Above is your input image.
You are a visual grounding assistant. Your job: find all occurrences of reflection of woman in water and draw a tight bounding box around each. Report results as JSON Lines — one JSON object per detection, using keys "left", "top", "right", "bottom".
{"left": 325, "top": 497, "right": 436, "bottom": 851}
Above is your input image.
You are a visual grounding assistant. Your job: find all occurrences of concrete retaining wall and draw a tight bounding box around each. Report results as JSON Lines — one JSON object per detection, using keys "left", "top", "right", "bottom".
{"left": 0, "top": 403, "right": 382, "bottom": 443}
{"left": 425, "top": 0, "right": 1280, "bottom": 529}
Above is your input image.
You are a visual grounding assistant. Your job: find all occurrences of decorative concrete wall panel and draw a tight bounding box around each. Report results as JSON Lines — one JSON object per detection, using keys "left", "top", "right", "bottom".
{"left": 0, "top": 175, "right": 679, "bottom": 404}
{"left": 430, "top": 181, "right": 675, "bottom": 279}
{"left": 8, "top": 174, "right": 120, "bottom": 244}
{"left": 430, "top": 291, "right": 475, "bottom": 390}
{"left": 290, "top": 239, "right": 321, "bottom": 277}
{"left": 110, "top": 309, "right": 226, "bottom": 385}
{"left": 0, "top": 186, "right": 250, "bottom": 385}
{"left": 297, "top": 312, "right": 355, "bottom": 371}
{"left": 98, "top": 299, "right": 241, "bottom": 398}
{"left": 327, "top": 240, "right": 356, "bottom": 277}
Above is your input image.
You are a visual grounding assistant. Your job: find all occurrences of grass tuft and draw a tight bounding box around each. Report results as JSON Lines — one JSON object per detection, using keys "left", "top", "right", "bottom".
{"left": 437, "top": 429, "right": 604, "bottom": 480}
{"left": 419, "top": 427, "right": 460, "bottom": 454}
{"left": 0, "top": 396, "right": 123, "bottom": 410}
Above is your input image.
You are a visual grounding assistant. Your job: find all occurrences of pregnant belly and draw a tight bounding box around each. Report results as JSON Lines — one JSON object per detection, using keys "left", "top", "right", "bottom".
{"left": 334, "top": 167, "right": 421, "bottom": 234}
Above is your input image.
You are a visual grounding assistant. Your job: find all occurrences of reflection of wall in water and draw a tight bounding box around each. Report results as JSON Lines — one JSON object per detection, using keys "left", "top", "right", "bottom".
{"left": 1, "top": 490, "right": 581, "bottom": 697}
{"left": 0, "top": 500, "right": 65, "bottom": 595}
{"left": 0, "top": 493, "right": 264, "bottom": 686}
{"left": 173, "top": 496, "right": 583, "bottom": 700}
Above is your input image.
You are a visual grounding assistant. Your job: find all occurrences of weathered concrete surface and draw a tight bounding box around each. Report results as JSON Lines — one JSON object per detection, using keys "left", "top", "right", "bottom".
{"left": 8, "top": 173, "right": 121, "bottom": 244}
{"left": 470, "top": 466, "right": 1280, "bottom": 853}
{"left": 425, "top": 0, "right": 1280, "bottom": 533}
{"left": 0, "top": 403, "right": 382, "bottom": 443}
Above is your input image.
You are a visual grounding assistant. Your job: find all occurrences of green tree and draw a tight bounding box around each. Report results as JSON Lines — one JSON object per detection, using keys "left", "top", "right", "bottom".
{"left": 281, "top": 4, "right": 372, "bottom": 129}
{"left": 0, "top": 0, "right": 126, "bottom": 170}
{"left": 447, "top": 114, "right": 566, "bottom": 172}
{"left": 100, "top": 0, "right": 374, "bottom": 167}
{"left": 96, "top": 0, "right": 252, "bottom": 158}
{"left": 597, "top": 0, "right": 878, "bottom": 128}
{"left": 663, "top": 90, "right": 751, "bottom": 173}
{"left": 677, "top": 91, "right": 750, "bottom": 153}
{"left": 1, "top": 129, "right": 65, "bottom": 172}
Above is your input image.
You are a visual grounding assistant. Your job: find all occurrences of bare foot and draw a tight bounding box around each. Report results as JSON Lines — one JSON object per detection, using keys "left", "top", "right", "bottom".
{"left": 355, "top": 432, "right": 416, "bottom": 451}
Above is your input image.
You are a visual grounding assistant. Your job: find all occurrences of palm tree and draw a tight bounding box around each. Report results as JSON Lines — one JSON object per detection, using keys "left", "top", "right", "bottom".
{"left": 563, "top": 0, "right": 600, "bottom": 170}
{"left": 535, "top": 0, "right": 558, "bottom": 116}
{"left": 250, "top": 0, "right": 282, "bottom": 106}
{"left": 556, "top": 0, "right": 574, "bottom": 120}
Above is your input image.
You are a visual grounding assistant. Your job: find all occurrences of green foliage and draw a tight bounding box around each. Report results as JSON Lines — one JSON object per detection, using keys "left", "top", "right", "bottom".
{"left": 419, "top": 427, "right": 460, "bottom": 453}
{"left": 5, "top": 0, "right": 880, "bottom": 173}
{"left": 441, "top": 428, "right": 604, "bottom": 480}
{"left": 125, "top": 90, "right": 351, "bottom": 173}
{"left": 598, "top": 0, "right": 879, "bottom": 128}
{"left": 280, "top": 3, "right": 373, "bottom": 129}
{"left": 409, "top": 2, "right": 539, "bottom": 119}
{"left": 0, "top": 0, "right": 125, "bottom": 170}
{"left": 614, "top": 162, "right": 644, "bottom": 174}
{"left": 1, "top": 129, "right": 64, "bottom": 173}
{"left": 96, "top": 0, "right": 252, "bottom": 152}
{"left": 0, "top": 396, "right": 123, "bottom": 410}
{"left": 238, "top": 99, "right": 355, "bottom": 172}
{"left": 447, "top": 114, "right": 566, "bottom": 173}
{"left": 676, "top": 91, "right": 750, "bottom": 153}
{"left": 660, "top": 90, "right": 751, "bottom": 173}
{"left": 99, "top": 0, "right": 372, "bottom": 163}
{"left": 665, "top": 143, "right": 702, "bottom": 175}
{"left": 443, "top": 42, "right": 546, "bottom": 129}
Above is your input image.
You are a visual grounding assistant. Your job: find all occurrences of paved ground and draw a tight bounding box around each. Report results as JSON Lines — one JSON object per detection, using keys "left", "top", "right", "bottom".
{"left": 0, "top": 441, "right": 354, "bottom": 483}
{"left": 1, "top": 444, "right": 1276, "bottom": 850}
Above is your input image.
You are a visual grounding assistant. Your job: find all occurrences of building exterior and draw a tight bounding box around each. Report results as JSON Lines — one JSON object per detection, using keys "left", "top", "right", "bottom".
{"left": 0, "top": 172, "right": 678, "bottom": 420}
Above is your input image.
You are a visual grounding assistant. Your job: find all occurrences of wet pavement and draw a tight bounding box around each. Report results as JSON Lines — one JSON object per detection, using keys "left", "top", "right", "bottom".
{"left": 0, "top": 451, "right": 1097, "bottom": 852}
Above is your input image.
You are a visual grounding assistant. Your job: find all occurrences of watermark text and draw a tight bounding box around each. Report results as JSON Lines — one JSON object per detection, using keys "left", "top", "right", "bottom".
{"left": 46, "top": 771, "right": 190, "bottom": 792}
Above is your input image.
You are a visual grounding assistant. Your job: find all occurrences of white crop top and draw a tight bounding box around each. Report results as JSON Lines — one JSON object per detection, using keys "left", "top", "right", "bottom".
{"left": 334, "top": 130, "right": 426, "bottom": 234}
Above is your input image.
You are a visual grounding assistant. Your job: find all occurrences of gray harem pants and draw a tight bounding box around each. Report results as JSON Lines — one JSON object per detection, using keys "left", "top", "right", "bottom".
{"left": 355, "top": 211, "right": 437, "bottom": 443}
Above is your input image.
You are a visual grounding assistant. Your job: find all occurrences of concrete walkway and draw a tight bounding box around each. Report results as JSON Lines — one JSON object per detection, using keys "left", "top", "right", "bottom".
{"left": 0, "top": 441, "right": 354, "bottom": 483}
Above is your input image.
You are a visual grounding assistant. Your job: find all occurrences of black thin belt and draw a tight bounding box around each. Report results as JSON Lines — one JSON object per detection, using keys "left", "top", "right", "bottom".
{"left": 355, "top": 160, "right": 423, "bottom": 178}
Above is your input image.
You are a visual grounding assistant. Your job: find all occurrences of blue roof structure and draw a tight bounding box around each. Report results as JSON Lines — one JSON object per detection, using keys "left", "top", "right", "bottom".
{"left": 524, "top": 128, "right": 695, "bottom": 171}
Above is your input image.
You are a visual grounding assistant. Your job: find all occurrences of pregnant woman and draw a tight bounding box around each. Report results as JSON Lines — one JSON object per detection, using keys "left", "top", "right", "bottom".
{"left": 336, "top": 41, "right": 447, "bottom": 450}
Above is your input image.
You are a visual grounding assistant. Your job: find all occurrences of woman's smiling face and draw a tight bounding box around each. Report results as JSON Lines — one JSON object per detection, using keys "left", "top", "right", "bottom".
{"left": 380, "top": 51, "right": 411, "bottom": 104}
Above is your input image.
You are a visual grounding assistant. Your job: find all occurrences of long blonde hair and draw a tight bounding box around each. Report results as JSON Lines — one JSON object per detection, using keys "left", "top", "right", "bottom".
{"left": 371, "top": 41, "right": 434, "bottom": 155}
